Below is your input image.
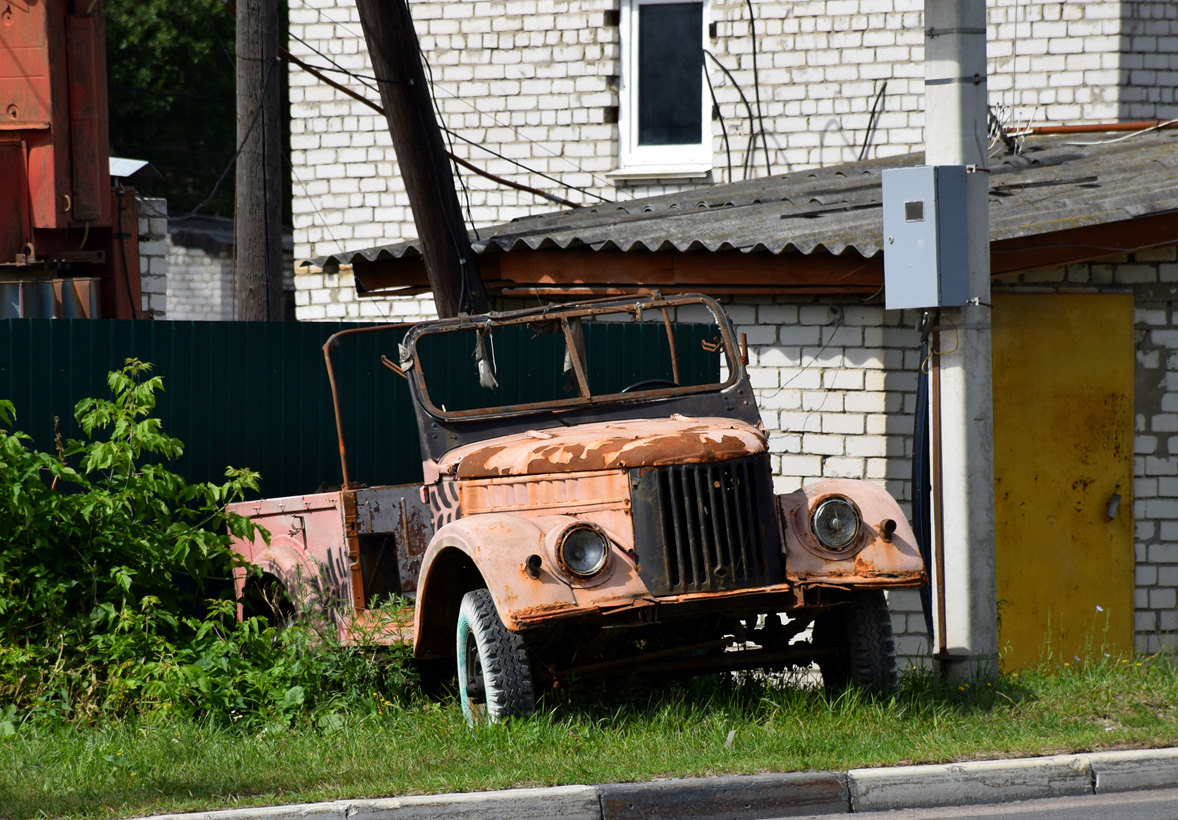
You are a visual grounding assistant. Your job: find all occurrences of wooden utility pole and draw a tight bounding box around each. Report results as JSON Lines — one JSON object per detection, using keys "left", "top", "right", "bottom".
{"left": 354, "top": 0, "right": 487, "bottom": 318}
{"left": 235, "top": 0, "right": 285, "bottom": 321}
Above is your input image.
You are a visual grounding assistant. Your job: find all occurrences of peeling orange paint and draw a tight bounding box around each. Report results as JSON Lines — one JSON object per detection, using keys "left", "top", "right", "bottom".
{"left": 442, "top": 417, "right": 767, "bottom": 479}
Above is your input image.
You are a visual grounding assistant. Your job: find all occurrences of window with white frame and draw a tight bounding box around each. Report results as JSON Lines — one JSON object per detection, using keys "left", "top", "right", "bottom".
{"left": 617, "top": 0, "right": 710, "bottom": 177}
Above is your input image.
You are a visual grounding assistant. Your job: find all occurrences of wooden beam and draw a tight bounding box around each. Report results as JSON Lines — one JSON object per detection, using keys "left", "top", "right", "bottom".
{"left": 342, "top": 212, "right": 1178, "bottom": 301}
{"left": 990, "top": 212, "right": 1178, "bottom": 277}
{"left": 347, "top": 249, "right": 883, "bottom": 296}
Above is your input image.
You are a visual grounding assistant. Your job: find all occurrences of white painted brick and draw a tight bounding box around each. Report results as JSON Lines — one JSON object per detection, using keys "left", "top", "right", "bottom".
{"left": 824, "top": 457, "right": 865, "bottom": 478}
{"left": 823, "top": 369, "right": 865, "bottom": 391}
{"left": 780, "top": 455, "right": 823, "bottom": 476}
{"left": 779, "top": 411, "right": 822, "bottom": 433}
{"left": 803, "top": 433, "right": 844, "bottom": 456}
{"left": 822, "top": 412, "right": 865, "bottom": 435}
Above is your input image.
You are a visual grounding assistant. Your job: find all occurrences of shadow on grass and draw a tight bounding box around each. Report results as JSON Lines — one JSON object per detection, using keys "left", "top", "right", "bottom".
{"left": 529, "top": 662, "right": 1041, "bottom": 729}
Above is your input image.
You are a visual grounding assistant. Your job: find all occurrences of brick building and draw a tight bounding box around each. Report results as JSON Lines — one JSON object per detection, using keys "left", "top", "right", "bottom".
{"left": 165, "top": 215, "right": 296, "bottom": 322}
{"left": 285, "top": 0, "right": 1178, "bottom": 663}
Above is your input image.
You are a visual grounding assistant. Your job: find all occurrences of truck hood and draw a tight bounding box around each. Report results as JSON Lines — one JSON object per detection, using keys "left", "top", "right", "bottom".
{"left": 437, "top": 415, "right": 768, "bottom": 479}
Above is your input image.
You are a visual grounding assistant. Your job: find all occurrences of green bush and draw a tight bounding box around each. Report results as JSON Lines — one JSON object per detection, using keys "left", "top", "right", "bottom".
{"left": 0, "top": 360, "right": 415, "bottom": 730}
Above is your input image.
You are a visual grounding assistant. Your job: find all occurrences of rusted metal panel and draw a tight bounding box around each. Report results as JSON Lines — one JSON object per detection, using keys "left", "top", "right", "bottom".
{"left": 0, "top": 137, "right": 28, "bottom": 262}
{"left": 353, "top": 484, "right": 433, "bottom": 594}
{"left": 340, "top": 490, "right": 366, "bottom": 613}
{"left": 229, "top": 490, "right": 424, "bottom": 646}
{"left": 0, "top": 0, "right": 56, "bottom": 131}
{"left": 460, "top": 469, "right": 630, "bottom": 516}
{"left": 459, "top": 468, "right": 633, "bottom": 550}
{"left": 50, "top": 277, "right": 98, "bottom": 317}
{"left": 228, "top": 492, "right": 356, "bottom": 639}
{"left": 441, "top": 416, "right": 767, "bottom": 478}
{"left": 992, "top": 293, "right": 1134, "bottom": 670}
{"left": 64, "top": 8, "right": 108, "bottom": 223}
{"left": 778, "top": 479, "right": 927, "bottom": 588}
{"left": 509, "top": 582, "right": 807, "bottom": 629}
{"left": 2, "top": 0, "right": 72, "bottom": 231}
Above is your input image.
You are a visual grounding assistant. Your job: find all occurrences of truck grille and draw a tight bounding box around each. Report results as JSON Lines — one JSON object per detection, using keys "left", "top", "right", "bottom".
{"left": 630, "top": 454, "right": 781, "bottom": 595}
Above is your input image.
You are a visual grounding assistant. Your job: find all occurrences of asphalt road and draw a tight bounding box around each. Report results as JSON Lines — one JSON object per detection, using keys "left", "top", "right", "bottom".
{"left": 787, "top": 786, "right": 1178, "bottom": 820}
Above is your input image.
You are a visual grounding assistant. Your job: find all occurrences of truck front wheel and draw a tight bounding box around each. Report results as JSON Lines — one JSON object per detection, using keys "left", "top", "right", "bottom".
{"left": 814, "top": 590, "right": 899, "bottom": 695}
{"left": 456, "top": 589, "right": 536, "bottom": 724}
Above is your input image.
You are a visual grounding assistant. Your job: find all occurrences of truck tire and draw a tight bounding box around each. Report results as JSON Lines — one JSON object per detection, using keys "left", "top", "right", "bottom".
{"left": 456, "top": 589, "right": 536, "bottom": 724}
{"left": 814, "top": 590, "right": 898, "bottom": 695}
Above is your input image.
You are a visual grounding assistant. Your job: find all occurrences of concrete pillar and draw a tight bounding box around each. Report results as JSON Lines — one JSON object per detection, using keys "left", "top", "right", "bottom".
{"left": 924, "top": 0, "right": 999, "bottom": 680}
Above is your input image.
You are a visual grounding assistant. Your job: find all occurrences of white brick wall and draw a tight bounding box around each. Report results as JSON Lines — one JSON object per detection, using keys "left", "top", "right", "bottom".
{"left": 137, "top": 197, "right": 168, "bottom": 319}
{"left": 166, "top": 225, "right": 298, "bottom": 321}
{"left": 166, "top": 240, "right": 235, "bottom": 321}
{"left": 1123, "top": 246, "right": 1178, "bottom": 654}
{"left": 292, "top": 270, "right": 438, "bottom": 322}
{"left": 734, "top": 298, "right": 919, "bottom": 499}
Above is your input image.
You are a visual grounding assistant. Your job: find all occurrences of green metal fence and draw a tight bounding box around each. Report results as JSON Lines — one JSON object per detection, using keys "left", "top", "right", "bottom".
{"left": 1, "top": 319, "right": 721, "bottom": 500}
{"left": 0, "top": 319, "right": 420, "bottom": 498}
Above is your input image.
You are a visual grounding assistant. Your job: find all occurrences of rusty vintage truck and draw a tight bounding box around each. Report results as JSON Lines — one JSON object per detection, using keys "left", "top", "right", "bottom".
{"left": 228, "top": 294, "right": 926, "bottom": 723}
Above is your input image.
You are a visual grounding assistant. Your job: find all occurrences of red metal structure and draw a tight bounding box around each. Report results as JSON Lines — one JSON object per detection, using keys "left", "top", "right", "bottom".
{"left": 0, "top": 0, "right": 142, "bottom": 319}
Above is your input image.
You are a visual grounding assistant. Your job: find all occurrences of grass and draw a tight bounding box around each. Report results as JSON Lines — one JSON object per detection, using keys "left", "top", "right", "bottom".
{"left": 4, "top": 655, "right": 1178, "bottom": 820}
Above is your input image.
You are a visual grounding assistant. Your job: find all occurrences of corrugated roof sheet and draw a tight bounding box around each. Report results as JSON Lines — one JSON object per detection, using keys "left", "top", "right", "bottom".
{"left": 307, "top": 132, "right": 1178, "bottom": 271}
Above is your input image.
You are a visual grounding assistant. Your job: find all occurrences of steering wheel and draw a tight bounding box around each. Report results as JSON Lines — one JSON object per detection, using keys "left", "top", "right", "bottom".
{"left": 620, "top": 379, "right": 680, "bottom": 393}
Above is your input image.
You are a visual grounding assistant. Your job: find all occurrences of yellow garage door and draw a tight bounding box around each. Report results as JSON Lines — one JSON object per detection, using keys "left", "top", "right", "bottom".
{"left": 991, "top": 292, "right": 1135, "bottom": 670}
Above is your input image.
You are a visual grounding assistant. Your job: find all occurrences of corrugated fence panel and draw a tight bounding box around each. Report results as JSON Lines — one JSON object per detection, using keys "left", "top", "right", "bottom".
{"left": 0, "top": 319, "right": 722, "bottom": 500}
{"left": 0, "top": 320, "right": 421, "bottom": 499}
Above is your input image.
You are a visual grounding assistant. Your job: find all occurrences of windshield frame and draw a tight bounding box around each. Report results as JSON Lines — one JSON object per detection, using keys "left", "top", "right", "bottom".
{"left": 403, "top": 294, "right": 743, "bottom": 422}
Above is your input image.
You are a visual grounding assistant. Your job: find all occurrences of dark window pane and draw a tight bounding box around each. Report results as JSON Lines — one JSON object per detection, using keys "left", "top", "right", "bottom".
{"left": 638, "top": 3, "right": 703, "bottom": 146}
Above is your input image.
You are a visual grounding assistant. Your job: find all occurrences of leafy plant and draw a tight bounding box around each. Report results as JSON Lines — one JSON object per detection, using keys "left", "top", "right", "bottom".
{"left": 0, "top": 361, "right": 416, "bottom": 728}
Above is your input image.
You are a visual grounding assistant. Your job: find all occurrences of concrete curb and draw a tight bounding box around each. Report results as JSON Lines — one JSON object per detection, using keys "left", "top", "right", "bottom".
{"left": 847, "top": 754, "right": 1092, "bottom": 812}
{"left": 147, "top": 787, "right": 602, "bottom": 820}
{"left": 598, "top": 772, "right": 847, "bottom": 819}
{"left": 1087, "top": 747, "right": 1178, "bottom": 793}
{"left": 137, "top": 747, "right": 1178, "bottom": 820}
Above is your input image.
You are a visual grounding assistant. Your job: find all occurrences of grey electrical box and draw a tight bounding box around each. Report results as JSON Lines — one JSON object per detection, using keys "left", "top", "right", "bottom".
{"left": 882, "top": 165, "right": 969, "bottom": 310}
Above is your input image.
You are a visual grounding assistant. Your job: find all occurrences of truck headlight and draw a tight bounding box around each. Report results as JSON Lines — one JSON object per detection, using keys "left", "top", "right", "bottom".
{"left": 557, "top": 524, "right": 610, "bottom": 578}
{"left": 811, "top": 497, "right": 861, "bottom": 551}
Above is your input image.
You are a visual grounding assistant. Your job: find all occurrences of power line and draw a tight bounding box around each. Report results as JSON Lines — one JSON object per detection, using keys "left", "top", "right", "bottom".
{"left": 281, "top": 47, "right": 590, "bottom": 207}
{"left": 744, "top": 0, "right": 771, "bottom": 176}
{"left": 705, "top": 50, "right": 759, "bottom": 183}
{"left": 287, "top": 30, "right": 380, "bottom": 95}
{"left": 297, "top": 6, "right": 627, "bottom": 198}
{"left": 171, "top": 54, "right": 282, "bottom": 222}
{"left": 443, "top": 130, "right": 610, "bottom": 203}
{"left": 415, "top": 22, "right": 480, "bottom": 240}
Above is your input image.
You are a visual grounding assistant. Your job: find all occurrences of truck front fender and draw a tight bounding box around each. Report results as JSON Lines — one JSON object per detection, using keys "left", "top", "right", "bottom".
{"left": 779, "top": 479, "right": 927, "bottom": 588}
{"left": 413, "top": 513, "right": 650, "bottom": 659}
{"left": 414, "top": 514, "right": 577, "bottom": 659}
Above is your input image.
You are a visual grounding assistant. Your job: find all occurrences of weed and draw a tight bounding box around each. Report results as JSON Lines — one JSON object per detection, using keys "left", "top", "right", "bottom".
{"left": 0, "top": 362, "right": 419, "bottom": 730}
